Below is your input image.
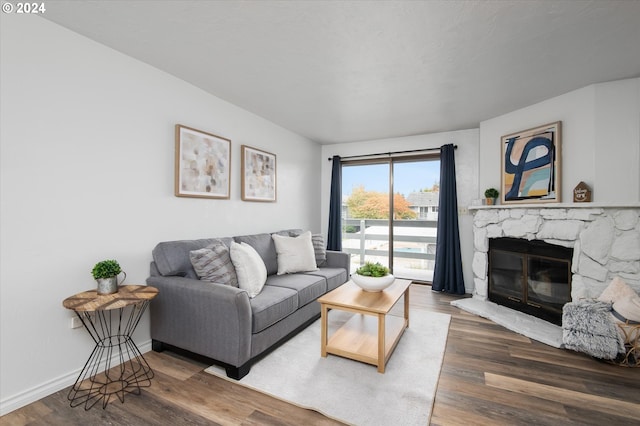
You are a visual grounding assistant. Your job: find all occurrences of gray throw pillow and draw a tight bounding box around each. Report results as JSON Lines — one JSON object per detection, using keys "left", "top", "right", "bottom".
{"left": 190, "top": 243, "right": 238, "bottom": 287}
{"left": 312, "top": 234, "right": 327, "bottom": 267}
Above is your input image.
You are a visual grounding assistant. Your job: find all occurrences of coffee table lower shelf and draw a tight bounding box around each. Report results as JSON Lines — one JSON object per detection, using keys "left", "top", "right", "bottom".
{"left": 324, "top": 313, "right": 407, "bottom": 372}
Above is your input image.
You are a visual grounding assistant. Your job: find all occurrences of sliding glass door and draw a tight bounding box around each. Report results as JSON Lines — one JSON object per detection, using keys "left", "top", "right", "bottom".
{"left": 391, "top": 160, "right": 440, "bottom": 282}
{"left": 341, "top": 156, "right": 440, "bottom": 282}
{"left": 342, "top": 162, "right": 391, "bottom": 273}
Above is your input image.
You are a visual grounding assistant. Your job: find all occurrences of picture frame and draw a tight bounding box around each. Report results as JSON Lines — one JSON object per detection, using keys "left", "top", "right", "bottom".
{"left": 175, "top": 124, "right": 231, "bottom": 199}
{"left": 501, "top": 121, "right": 561, "bottom": 204}
{"left": 241, "top": 145, "right": 277, "bottom": 202}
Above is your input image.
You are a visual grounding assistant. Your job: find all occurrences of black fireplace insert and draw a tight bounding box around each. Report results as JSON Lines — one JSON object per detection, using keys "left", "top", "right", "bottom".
{"left": 488, "top": 238, "right": 573, "bottom": 325}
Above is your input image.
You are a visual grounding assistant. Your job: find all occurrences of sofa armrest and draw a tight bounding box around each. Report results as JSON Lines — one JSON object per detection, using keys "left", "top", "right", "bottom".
{"left": 146, "top": 275, "right": 252, "bottom": 367}
{"left": 325, "top": 250, "right": 350, "bottom": 275}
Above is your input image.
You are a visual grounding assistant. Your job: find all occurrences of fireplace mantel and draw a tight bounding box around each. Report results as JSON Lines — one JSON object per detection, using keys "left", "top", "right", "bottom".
{"left": 470, "top": 202, "right": 640, "bottom": 210}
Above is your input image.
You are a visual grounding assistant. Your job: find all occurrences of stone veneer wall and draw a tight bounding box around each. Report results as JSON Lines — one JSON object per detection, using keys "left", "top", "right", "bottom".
{"left": 471, "top": 205, "right": 640, "bottom": 302}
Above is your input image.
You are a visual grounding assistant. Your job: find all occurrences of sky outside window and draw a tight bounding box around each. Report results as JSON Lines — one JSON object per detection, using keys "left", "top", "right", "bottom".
{"left": 342, "top": 161, "right": 440, "bottom": 197}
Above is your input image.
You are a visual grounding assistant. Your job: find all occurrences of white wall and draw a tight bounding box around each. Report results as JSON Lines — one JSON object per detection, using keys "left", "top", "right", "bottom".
{"left": 593, "top": 79, "right": 640, "bottom": 202}
{"left": 479, "top": 78, "right": 640, "bottom": 203}
{"left": 0, "top": 16, "right": 320, "bottom": 413}
{"left": 320, "top": 130, "right": 480, "bottom": 294}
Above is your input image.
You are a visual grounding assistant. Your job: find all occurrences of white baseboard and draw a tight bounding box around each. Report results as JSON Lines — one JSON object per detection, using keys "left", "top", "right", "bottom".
{"left": 0, "top": 340, "right": 152, "bottom": 416}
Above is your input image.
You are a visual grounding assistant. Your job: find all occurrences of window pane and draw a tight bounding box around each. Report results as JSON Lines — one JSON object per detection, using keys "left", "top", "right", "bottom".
{"left": 342, "top": 163, "right": 390, "bottom": 274}
{"left": 392, "top": 160, "right": 440, "bottom": 281}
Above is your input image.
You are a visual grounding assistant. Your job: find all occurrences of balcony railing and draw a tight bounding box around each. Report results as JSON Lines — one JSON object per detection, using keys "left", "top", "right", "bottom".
{"left": 342, "top": 218, "right": 438, "bottom": 282}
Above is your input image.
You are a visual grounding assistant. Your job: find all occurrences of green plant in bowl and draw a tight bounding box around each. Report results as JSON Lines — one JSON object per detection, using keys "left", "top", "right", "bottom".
{"left": 355, "top": 262, "right": 390, "bottom": 277}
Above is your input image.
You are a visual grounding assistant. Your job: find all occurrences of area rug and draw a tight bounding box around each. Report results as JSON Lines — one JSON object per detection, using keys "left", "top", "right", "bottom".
{"left": 205, "top": 309, "right": 451, "bottom": 425}
{"left": 451, "top": 298, "right": 563, "bottom": 348}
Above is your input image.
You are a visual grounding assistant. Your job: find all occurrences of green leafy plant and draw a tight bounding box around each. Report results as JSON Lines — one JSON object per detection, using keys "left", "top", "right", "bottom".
{"left": 91, "top": 259, "right": 122, "bottom": 280}
{"left": 355, "top": 261, "right": 390, "bottom": 277}
{"left": 484, "top": 188, "right": 499, "bottom": 199}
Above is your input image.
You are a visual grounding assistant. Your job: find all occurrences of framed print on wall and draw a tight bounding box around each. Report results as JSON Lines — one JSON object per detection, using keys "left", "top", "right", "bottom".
{"left": 241, "top": 145, "right": 276, "bottom": 202}
{"left": 175, "top": 124, "right": 231, "bottom": 199}
{"left": 501, "top": 121, "right": 561, "bottom": 204}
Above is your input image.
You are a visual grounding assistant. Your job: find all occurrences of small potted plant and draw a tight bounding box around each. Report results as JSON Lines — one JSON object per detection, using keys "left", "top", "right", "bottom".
{"left": 351, "top": 261, "right": 395, "bottom": 292}
{"left": 484, "top": 188, "right": 499, "bottom": 205}
{"left": 91, "top": 259, "right": 126, "bottom": 295}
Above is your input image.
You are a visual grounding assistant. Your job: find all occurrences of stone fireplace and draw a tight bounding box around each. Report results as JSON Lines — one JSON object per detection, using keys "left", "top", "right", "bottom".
{"left": 471, "top": 204, "right": 640, "bottom": 325}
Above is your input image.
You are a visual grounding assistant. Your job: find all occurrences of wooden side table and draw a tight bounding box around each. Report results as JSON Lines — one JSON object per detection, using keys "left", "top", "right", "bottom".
{"left": 63, "top": 285, "right": 159, "bottom": 409}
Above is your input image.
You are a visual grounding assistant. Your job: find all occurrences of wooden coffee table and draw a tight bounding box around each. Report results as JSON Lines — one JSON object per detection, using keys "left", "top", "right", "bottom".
{"left": 318, "top": 278, "right": 410, "bottom": 373}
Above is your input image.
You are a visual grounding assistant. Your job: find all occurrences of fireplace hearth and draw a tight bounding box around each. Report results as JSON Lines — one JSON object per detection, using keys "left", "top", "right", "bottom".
{"left": 488, "top": 238, "right": 572, "bottom": 325}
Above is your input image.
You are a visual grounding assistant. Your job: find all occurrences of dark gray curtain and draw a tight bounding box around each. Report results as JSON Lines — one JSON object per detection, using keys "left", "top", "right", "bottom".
{"left": 327, "top": 155, "right": 342, "bottom": 251}
{"left": 432, "top": 144, "right": 465, "bottom": 294}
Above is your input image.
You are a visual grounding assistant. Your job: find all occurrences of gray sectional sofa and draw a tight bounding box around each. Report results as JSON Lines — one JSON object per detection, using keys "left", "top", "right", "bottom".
{"left": 147, "top": 230, "right": 349, "bottom": 379}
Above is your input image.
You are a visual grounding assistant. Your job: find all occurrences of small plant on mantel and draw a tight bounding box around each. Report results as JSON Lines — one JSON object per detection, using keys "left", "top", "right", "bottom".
{"left": 484, "top": 188, "right": 499, "bottom": 205}
{"left": 355, "top": 261, "right": 390, "bottom": 277}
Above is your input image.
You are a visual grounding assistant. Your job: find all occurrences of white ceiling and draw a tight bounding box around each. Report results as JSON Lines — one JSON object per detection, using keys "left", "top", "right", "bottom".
{"left": 42, "top": 0, "right": 640, "bottom": 144}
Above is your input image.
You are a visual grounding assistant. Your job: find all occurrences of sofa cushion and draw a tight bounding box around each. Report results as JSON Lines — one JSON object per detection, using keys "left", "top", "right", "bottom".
{"left": 153, "top": 238, "right": 233, "bottom": 279}
{"left": 249, "top": 285, "right": 298, "bottom": 333}
{"left": 234, "top": 233, "right": 278, "bottom": 275}
{"left": 189, "top": 243, "right": 238, "bottom": 287}
{"left": 266, "top": 273, "right": 327, "bottom": 306}
{"left": 230, "top": 242, "right": 267, "bottom": 298}
{"left": 305, "top": 267, "right": 348, "bottom": 291}
{"left": 279, "top": 228, "right": 304, "bottom": 237}
{"left": 272, "top": 231, "right": 318, "bottom": 275}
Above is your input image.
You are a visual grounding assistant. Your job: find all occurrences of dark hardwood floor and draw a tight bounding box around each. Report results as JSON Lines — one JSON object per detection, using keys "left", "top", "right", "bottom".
{"left": 3, "top": 285, "right": 639, "bottom": 425}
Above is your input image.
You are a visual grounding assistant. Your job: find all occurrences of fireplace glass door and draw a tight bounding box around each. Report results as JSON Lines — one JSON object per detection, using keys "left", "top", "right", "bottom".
{"left": 490, "top": 250, "right": 524, "bottom": 302}
{"left": 527, "top": 256, "right": 571, "bottom": 311}
{"left": 488, "top": 238, "right": 572, "bottom": 325}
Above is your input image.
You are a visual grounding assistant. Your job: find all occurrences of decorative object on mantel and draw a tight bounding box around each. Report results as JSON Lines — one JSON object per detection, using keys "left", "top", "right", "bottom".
{"left": 351, "top": 261, "right": 395, "bottom": 292}
{"left": 241, "top": 145, "right": 277, "bottom": 202}
{"left": 91, "top": 259, "right": 126, "bottom": 295}
{"left": 501, "top": 121, "right": 561, "bottom": 204}
{"left": 573, "top": 181, "right": 592, "bottom": 202}
{"left": 175, "top": 124, "right": 231, "bottom": 199}
{"left": 484, "top": 187, "right": 499, "bottom": 205}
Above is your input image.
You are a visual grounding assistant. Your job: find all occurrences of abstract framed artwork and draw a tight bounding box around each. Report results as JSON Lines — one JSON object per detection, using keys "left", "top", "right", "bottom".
{"left": 241, "top": 145, "right": 276, "bottom": 202}
{"left": 175, "top": 124, "right": 231, "bottom": 199}
{"left": 501, "top": 121, "right": 562, "bottom": 204}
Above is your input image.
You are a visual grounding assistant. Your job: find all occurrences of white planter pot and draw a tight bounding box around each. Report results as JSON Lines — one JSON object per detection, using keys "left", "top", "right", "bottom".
{"left": 351, "top": 273, "right": 395, "bottom": 292}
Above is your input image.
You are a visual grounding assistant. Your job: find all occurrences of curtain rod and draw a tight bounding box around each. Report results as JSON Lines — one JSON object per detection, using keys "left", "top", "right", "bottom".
{"left": 327, "top": 145, "right": 457, "bottom": 161}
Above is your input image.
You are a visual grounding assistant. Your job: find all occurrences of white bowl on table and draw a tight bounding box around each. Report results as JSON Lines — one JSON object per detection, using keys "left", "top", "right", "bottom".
{"left": 351, "top": 273, "right": 395, "bottom": 292}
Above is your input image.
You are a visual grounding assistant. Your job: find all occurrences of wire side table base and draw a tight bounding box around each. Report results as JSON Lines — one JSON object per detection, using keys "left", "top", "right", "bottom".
{"left": 67, "top": 300, "right": 154, "bottom": 410}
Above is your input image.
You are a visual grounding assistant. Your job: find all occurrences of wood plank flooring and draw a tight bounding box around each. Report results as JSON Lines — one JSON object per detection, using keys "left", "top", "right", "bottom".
{"left": 3, "top": 285, "right": 639, "bottom": 425}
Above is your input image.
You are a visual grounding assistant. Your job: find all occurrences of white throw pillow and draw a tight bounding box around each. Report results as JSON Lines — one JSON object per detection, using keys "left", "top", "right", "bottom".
{"left": 272, "top": 231, "right": 319, "bottom": 275}
{"left": 598, "top": 276, "right": 638, "bottom": 304}
{"left": 230, "top": 241, "right": 267, "bottom": 298}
